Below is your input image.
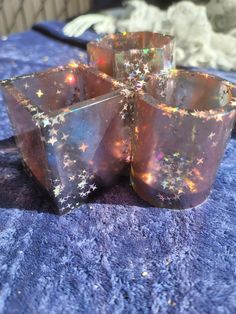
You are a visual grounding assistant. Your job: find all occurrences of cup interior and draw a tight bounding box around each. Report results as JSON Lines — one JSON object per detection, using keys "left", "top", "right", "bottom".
{"left": 145, "top": 70, "right": 234, "bottom": 112}
{"left": 5, "top": 65, "right": 117, "bottom": 114}
{"left": 102, "top": 32, "right": 173, "bottom": 52}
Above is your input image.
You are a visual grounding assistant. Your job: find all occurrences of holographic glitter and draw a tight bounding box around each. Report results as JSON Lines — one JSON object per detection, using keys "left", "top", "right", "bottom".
{"left": 1, "top": 63, "right": 129, "bottom": 214}
{"left": 131, "top": 69, "right": 236, "bottom": 209}
{"left": 88, "top": 32, "right": 175, "bottom": 162}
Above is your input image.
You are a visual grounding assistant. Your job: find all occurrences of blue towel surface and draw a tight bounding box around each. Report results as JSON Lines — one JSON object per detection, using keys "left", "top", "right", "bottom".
{"left": 0, "top": 21, "right": 236, "bottom": 314}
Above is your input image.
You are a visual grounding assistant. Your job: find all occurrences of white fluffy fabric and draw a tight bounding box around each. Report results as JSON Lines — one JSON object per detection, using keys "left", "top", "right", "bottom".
{"left": 63, "top": 0, "right": 236, "bottom": 71}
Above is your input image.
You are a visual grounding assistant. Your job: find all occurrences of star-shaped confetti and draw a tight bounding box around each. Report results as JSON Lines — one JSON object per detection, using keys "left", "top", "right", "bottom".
{"left": 79, "top": 143, "right": 88, "bottom": 153}
{"left": 197, "top": 158, "right": 204, "bottom": 165}
{"left": 42, "top": 118, "right": 51, "bottom": 127}
{"left": 69, "top": 175, "right": 76, "bottom": 181}
{"left": 208, "top": 132, "right": 216, "bottom": 140}
{"left": 53, "top": 184, "right": 63, "bottom": 197}
{"left": 48, "top": 137, "right": 57, "bottom": 145}
{"left": 61, "top": 133, "right": 69, "bottom": 141}
{"left": 36, "top": 89, "right": 44, "bottom": 98}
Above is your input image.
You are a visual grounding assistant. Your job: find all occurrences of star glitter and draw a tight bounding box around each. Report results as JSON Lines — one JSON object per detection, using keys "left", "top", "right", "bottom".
{"left": 208, "top": 132, "right": 216, "bottom": 139}
{"left": 48, "top": 136, "right": 57, "bottom": 145}
{"left": 69, "top": 175, "right": 76, "bottom": 181}
{"left": 88, "top": 32, "right": 174, "bottom": 128}
{"left": 36, "top": 89, "right": 44, "bottom": 98}
{"left": 42, "top": 118, "right": 51, "bottom": 127}
{"left": 53, "top": 184, "right": 63, "bottom": 197}
{"left": 61, "top": 133, "right": 69, "bottom": 141}
{"left": 49, "top": 128, "right": 58, "bottom": 136}
{"left": 158, "top": 193, "right": 165, "bottom": 202}
{"left": 79, "top": 143, "right": 88, "bottom": 153}
{"left": 197, "top": 158, "right": 204, "bottom": 165}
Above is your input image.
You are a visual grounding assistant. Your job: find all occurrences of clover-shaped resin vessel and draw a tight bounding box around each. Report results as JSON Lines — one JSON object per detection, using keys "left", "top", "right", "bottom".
{"left": 131, "top": 70, "right": 236, "bottom": 209}
{"left": 1, "top": 63, "right": 129, "bottom": 214}
{"left": 87, "top": 32, "right": 175, "bottom": 81}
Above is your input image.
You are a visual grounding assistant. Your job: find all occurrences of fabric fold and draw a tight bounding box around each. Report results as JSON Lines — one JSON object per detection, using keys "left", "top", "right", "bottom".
{"left": 32, "top": 20, "right": 100, "bottom": 48}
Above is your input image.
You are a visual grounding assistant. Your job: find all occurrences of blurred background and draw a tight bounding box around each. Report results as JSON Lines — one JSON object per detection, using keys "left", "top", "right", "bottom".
{"left": 0, "top": 0, "right": 209, "bottom": 36}
{"left": 0, "top": 0, "right": 91, "bottom": 36}
{"left": 0, "top": 0, "right": 235, "bottom": 71}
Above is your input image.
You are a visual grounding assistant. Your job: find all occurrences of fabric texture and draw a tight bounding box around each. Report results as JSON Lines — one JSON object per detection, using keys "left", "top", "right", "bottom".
{"left": 32, "top": 20, "right": 101, "bottom": 49}
{"left": 0, "top": 21, "right": 236, "bottom": 314}
{"left": 63, "top": 0, "right": 236, "bottom": 71}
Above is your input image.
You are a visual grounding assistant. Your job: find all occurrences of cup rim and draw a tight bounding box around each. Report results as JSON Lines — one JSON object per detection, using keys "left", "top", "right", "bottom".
{"left": 0, "top": 62, "right": 123, "bottom": 123}
{"left": 0, "top": 62, "right": 120, "bottom": 88}
{"left": 136, "top": 69, "right": 236, "bottom": 118}
{"left": 87, "top": 31, "right": 174, "bottom": 53}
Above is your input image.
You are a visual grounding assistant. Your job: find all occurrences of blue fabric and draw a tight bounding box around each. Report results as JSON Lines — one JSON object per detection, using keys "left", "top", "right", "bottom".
{"left": 32, "top": 20, "right": 101, "bottom": 48}
{"left": 0, "top": 21, "right": 236, "bottom": 313}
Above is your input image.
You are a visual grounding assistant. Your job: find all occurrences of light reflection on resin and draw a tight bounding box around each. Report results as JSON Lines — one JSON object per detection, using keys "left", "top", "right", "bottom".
{"left": 88, "top": 32, "right": 175, "bottom": 166}
{"left": 131, "top": 70, "right": 236, "bottom": 209}
{"left": 1, "top": 63, "right": 129, "bottom": 214}
{"left": 87, "top": 32, "right": 175, "bottom": 80}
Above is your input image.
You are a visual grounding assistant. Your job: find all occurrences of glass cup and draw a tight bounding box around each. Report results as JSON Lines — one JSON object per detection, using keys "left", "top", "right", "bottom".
{"left": 131, "top": 70, "right": 236, "bottom": 209}
{"left": 1, "top": 63, "right": 129, "bottom": 214}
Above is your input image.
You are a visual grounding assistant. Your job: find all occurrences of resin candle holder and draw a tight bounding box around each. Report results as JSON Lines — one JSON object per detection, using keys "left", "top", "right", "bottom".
{"left": 87, "top": 32, "right": 175, "bottom": 81}
{"left": 88, "top": 32, "right": 175, "bottom": 167}
{"left": 131, "top": 70, "right": 236, "bottom": 209}
{"left": 1, "top": 63, "right": 129, "bottom": 214}
{"left": 231, "top": 87, "right": 236, "bottom": 136}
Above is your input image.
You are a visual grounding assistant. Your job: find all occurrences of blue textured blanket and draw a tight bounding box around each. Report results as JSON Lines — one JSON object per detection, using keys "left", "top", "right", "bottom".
{"left": 0, "top": 21, "right": 236, "bottom": 314}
